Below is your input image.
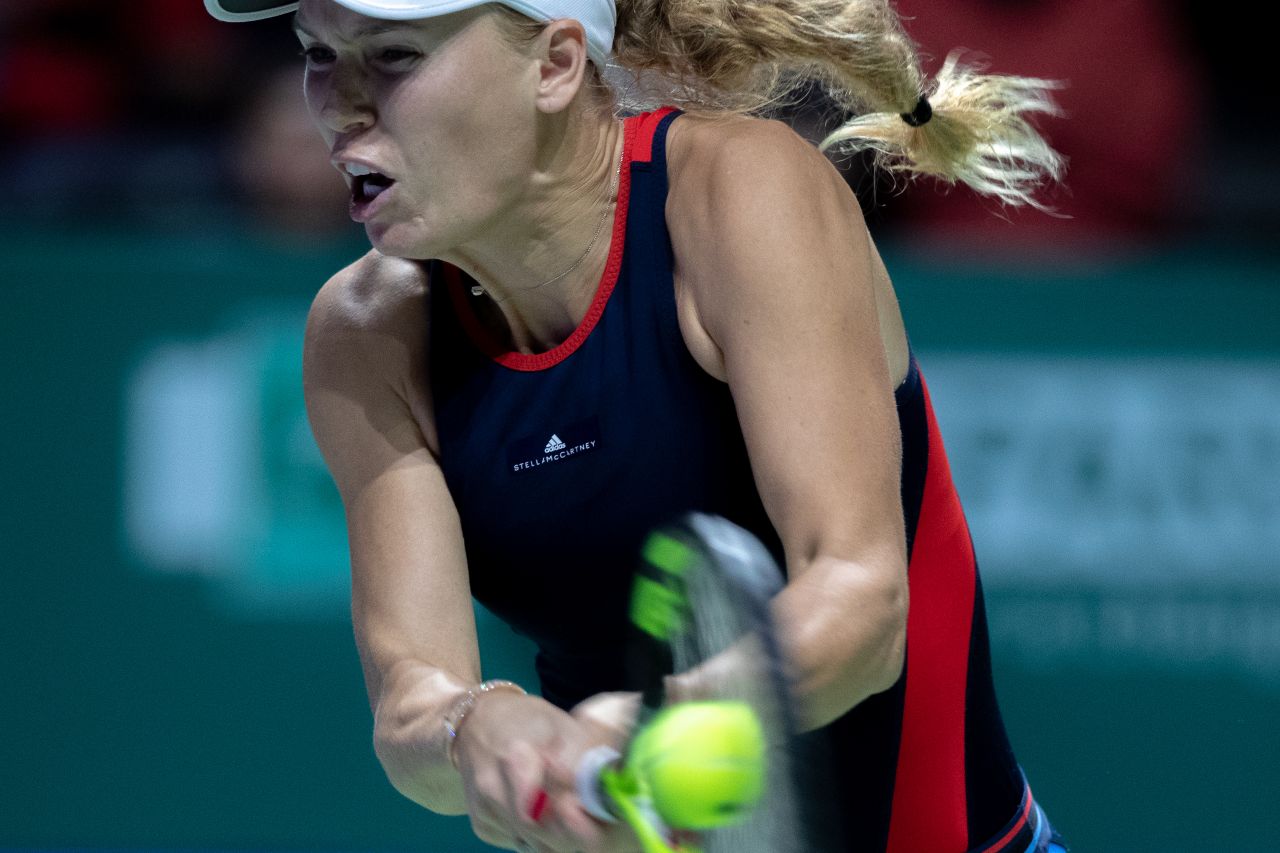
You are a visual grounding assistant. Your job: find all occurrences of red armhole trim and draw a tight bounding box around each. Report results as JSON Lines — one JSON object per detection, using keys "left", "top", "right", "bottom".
{"left": 631, "top": 105, "right": 678, "bottom": 164}
{"left": 886, "top": 372, "right": 975, "bottom": 853}
{"left": 440, "top": 108, "right": 667, "bottom": 371}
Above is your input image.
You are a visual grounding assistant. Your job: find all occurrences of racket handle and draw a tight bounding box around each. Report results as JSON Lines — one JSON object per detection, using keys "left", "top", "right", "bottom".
{"left": 575, "top": 745, "right": 623, "bottom": 823}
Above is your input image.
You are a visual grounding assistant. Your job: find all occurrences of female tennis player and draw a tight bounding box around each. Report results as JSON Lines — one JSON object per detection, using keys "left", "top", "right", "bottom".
{"left": 207, "top": 0, "right": 1068, "bottom": 850}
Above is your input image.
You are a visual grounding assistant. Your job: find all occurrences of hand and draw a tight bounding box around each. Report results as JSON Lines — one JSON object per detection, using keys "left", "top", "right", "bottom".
{"left": 569, "top": 691, "right": 642, "bottom": 745}
{"left": 452, "top": 690, "right": 640, "bottom": 852}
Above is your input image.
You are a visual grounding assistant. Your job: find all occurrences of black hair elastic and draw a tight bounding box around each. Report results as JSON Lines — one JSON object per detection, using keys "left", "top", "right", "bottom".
{"left": 900, "top": 96, "right": 933, "bottom": 127}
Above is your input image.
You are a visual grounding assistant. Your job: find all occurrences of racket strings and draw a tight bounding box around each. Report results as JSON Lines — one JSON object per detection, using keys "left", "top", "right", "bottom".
{"left": 672, "top": 562, "right": 807, "bottom": 853}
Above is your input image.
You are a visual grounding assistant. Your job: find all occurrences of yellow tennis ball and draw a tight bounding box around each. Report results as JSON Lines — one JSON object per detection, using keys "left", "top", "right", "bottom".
{"left": 628, "top": 701, "right": 766, "bottom": 830}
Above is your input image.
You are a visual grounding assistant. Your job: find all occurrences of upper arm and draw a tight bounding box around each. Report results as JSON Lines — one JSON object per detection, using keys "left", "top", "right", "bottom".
{"left": 303, "top": 251, "right": 480, "bottom": 707}
{"left": 669, "top": 119, "right": 906, "bottom": 576}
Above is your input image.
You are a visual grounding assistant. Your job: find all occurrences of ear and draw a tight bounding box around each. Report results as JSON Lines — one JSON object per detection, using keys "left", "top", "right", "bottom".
{"left": 533, "top": 20, "right": 589, "bottom": 114}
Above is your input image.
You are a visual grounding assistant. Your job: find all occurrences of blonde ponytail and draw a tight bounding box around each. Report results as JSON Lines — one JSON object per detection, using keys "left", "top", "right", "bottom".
{"left": 819, "top": 52, "right": 1064, "bottom": 209}
{"left": 607, "top": 0, "right": 1064, "bottom": 208}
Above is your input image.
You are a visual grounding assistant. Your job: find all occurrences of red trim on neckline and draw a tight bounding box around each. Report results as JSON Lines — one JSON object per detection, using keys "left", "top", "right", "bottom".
{"left": 439, "top": 108, "right": 674, "bottom": 372}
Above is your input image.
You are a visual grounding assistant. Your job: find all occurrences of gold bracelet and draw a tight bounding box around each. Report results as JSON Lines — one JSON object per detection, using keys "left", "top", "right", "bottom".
{"left": 443, "top": 679, "right": 526, "bottom": 768}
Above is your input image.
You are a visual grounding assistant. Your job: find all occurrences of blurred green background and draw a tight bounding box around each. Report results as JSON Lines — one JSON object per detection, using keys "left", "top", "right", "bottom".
{"left": 3, "top": 233, "right": 1277, "bottom": 851}
{"left": 2, "top": 2, "right": 1278, "bottom": 851}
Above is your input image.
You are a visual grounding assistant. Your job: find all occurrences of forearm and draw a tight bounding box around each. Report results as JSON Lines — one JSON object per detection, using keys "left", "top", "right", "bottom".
{"left": 371, "top": 660, "right": 472, "bottom": 815}
{"left": 669, "top": 549, "right": 906, "bottom": 732}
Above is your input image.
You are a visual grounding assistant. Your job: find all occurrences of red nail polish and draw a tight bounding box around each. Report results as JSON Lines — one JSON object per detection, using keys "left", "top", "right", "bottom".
{"left": 528, "top": 787, "right": 550, "bottom": 823}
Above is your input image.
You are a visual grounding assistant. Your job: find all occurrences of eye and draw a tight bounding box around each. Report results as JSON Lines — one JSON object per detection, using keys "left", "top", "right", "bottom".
{"left": 299, "top": 45, "right": 336, "bottom": 66}
{"left": 375, "top": 47, "right": 420, "bottom": 65}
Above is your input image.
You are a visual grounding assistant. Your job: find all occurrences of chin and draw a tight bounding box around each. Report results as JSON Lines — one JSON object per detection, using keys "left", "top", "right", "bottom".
{"left": 365, "top": 223, "right": 436, "bottom": 261}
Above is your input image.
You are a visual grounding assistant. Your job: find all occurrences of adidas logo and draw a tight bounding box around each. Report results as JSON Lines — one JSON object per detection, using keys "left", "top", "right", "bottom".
{"left": 510, "top": 420, "right": 600, "bottom": 474}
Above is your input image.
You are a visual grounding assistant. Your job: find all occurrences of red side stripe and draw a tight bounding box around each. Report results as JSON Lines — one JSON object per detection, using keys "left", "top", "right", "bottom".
{"left": 886, "top": 373, "right": 976, "bottom": 853}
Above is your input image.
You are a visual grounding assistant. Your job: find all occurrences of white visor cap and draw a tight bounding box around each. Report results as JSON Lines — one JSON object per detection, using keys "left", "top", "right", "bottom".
{"left": 205, "top": 0, "right": 616, "bottom": 67}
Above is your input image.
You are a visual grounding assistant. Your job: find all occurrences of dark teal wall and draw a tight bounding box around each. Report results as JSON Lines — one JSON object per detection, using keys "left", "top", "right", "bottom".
{"left": 3, "top": 228, "right": 1277, "bottom": 851}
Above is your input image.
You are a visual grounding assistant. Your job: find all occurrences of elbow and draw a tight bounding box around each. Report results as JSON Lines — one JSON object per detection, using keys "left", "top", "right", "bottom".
{"left": 784, "top": 553, "right": 908, "bottom": 728}
{"left": 866, "top": 572, "right": 908, "bottom": 696}
{"left": 371, "top": 719, "right": 422, "bottom": 804}
{"left": 828, "top": 563, "right": 907, "bottom": 705}
{"left": 371, "top": 723, "right": 414, "bottom": 799}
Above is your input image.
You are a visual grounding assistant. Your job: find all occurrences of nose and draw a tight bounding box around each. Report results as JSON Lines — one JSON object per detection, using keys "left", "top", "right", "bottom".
{"left": 313, "top": 64, "right": 374, "bottom": 135}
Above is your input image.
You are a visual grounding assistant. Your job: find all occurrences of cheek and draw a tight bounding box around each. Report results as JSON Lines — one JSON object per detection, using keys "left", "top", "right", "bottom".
{"left": 301, "top": 76, "right": 333, "bottom": 139}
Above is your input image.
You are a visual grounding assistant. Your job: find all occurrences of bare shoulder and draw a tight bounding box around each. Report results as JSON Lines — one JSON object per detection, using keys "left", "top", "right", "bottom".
{"left": 665, "top": 112, "right": 857, "bottom": 221}
{"left": 304, "top": 249, "right": 438, "bottom": 453}
{"left": 663, "top": 113, "right": 876, "bottom": 379}
{"left": 307, "top": 250, "right": 430, "bottom": 351}
{"left": 305, "top": 250, "right": 431, "bottom": 385}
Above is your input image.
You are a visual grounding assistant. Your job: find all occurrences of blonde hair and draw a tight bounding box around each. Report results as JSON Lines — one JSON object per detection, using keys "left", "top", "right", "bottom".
{"left": 494, "top": 0, "right": 1064, "bottom": 208}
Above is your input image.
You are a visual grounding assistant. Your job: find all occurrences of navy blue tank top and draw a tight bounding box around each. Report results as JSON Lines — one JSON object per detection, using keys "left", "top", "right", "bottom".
{"left": 428, "top": 108, "right": 780, "bottom": 707}
{"left": 428, "top": 108, "right": 1040, "bottom": 853}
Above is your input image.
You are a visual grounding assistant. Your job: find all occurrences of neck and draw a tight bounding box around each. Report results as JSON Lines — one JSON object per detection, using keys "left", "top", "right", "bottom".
{"left": 443, "top": 110, "right": 625, "bottom": 354}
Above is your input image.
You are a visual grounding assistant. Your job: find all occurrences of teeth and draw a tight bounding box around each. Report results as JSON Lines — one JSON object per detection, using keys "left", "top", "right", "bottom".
{"left": 344, "top": 163, "right": 374, "bottom": 177}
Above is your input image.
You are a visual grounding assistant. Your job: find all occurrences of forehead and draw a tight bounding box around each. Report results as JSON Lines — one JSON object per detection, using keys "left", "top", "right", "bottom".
{"left": 293, "top": 0, "right": 485, "bottom": 41}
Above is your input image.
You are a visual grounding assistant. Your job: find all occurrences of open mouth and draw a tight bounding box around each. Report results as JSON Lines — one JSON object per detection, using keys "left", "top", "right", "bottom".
{"left": 340, "top": 161, "right": 396, "bottom": 206}
{"left": 353, "top": 172, "right": 394, "bottom": 202}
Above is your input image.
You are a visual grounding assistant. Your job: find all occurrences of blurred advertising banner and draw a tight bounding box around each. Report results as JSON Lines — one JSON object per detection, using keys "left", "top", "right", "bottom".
{"left": 122, "top": 325, "right": 1280, "bottom": 683}
{"left": 924, "top": 354, "right": 1280, "bottom": 688}
{"left": 123, "top": 304, "right": 350, "bottom": 616}
{"left": 926, "top": 354, "right": 1278, "bottom": 585}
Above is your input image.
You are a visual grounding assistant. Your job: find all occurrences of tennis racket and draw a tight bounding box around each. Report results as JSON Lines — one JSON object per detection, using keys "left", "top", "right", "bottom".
{"left": 575, "top": 512, "right": 830, "bottom": 853}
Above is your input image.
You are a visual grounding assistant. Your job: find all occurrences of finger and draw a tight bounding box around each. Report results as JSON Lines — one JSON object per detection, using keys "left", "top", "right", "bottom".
{"left": 501, "top": 740, "right": 552, "bottom": 827}
{"left": 511, "top": 787, "right": 595, "bottom": 852}
{"left": 527, "top": 786, "right": 551, "bottom": 823}
{"left": 472, "top": 816, "right": 547, "bottom": 853}
{"left": 536, "top": 750, "right": 619, "bottom": 851}
{"left": 469, "top": 808, "right": 516, "bottom": 850}
{"left": 542, "top": 747, "right": 581, "bottom": 798}
{"left": 501, "top": 742, "right": 591, "bottom": 852}
{"left": 469, "top": 766, "right": 530, "bottom": 849}
{"left": 550, "top": 788, "right": 610, "bottom": 852}
{"left": 507, "top": 836, "right": 540, "bottom": 853}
